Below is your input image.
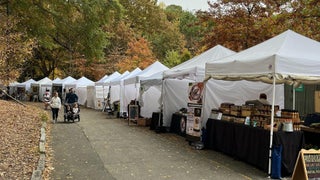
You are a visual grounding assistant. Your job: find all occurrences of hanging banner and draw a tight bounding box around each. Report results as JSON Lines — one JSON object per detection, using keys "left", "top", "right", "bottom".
{"left": 186, "top": 82, "right": 204, "bottom": 138}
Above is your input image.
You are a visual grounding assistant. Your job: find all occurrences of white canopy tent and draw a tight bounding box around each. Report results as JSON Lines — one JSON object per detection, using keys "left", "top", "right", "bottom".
{"left": 124, "top": 61, "right": 169, "bottom": 85}
{"left": 53, "top": 76, "right": 77, "bottom": 88}
{"left": 123, "top": 61, "right": 169, "bottom": 118}
{"left": 16, "top": 79, "right": 36, "bottom": 93}
{"left": 87, "top": 71, "right": 122, "bottom": 110}
{"left": 8, "top": 81, "right": 20, "bottom": 98}
{"left": 162, "top": 45, "right": 236, "bottom": 126}
{"left": 205, "top": 29, "right": 320, "bottom": 175}
{"left": 100, "top": 71, "right": 122, "bottom": 100}
{"left": 30, "top": 77, "right": 52, "bottom": 101}
{"left": 86, "top": 74, "right": 109, "bottom": 109}
{"left": 109, "top": 71, "right": 131, "bottom": 106}
{"left": 52, "top": 77, "right": 61, "bottom": 83}
{"left": 95, "top": 74, "right": 109, "bottom": 86}
{"left": 15, "top": 79, "right": 36, "bottom": 101}
{"left": 110, "top": 68, "right": 141, "bottom": 115}
{"left": 140, "top": 71, "right": 166, "bottom": 118}
{"left": 65, "top": 76, "right": 94, "bottom": 105}
{"left": 51, "top": 78, "right": 62, "bottom": 96}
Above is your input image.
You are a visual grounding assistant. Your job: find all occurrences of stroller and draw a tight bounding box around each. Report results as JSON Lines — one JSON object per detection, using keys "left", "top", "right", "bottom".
{"left": 63, "top": 103, "right": 80, "bottom": 122}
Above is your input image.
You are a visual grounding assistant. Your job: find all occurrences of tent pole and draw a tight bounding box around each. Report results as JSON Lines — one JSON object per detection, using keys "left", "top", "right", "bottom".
{"left": 293, "top": 86, "right": 296, "bottom": 110}
{"left": 268, "top": 76, "right": 276, "bottom": 176}
{"left": 158, "top": 79, "right": 165, "bottom": 128}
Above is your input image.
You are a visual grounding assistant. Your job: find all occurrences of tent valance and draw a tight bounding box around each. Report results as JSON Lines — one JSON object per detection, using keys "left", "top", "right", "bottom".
{"left": 205, "top": 30, "right": 320, "bottom": 85}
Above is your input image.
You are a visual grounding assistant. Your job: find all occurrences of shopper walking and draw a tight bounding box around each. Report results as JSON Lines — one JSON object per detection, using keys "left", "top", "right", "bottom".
{"left": 66, "top": 88, "right": 78, "bottom": 104}
{"left": 50, "top": 91, "right": 62, "bottom": 123}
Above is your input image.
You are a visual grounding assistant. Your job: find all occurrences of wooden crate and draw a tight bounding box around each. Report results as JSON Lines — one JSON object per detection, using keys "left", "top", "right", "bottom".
{"left": 137, "top": 118, "right": 151, "bottom": 126}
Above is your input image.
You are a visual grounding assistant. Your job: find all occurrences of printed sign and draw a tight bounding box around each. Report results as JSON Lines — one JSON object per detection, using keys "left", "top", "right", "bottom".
{"left": 186, "top": 82, "right": 204, "bottom": 138}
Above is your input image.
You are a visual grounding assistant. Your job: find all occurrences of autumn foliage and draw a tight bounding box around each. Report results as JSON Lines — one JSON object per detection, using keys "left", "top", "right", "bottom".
{"left": 116, "top": 37, "right": 156, "bottom": 72}
{"left": 0, "top": 100, "right": 47, "bottom": 179}
{"left": 1, "top": 0, "right": 320, "bottom": 81}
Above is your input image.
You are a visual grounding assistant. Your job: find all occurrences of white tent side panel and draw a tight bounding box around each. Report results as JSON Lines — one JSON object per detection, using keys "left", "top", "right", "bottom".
{"left": 102, "top": 86, "right": 109, "bottom": 99}
{"left": 86, "top": 86, "right": 95, "bottom": 108}
{"left": 140, "top": 86, "right": 162, "bottom": 118}
{"left": 110, "top": 85, "right": 120, "bottom": 105}
{"left": 75, "top": 86, "right": 87, "bottom": 105}
{"left": 94, "top": 86, "right": 104, "bottom": 109}
{"left": 163, "top": 78, "right": 194, "bottom": 127}
{"left": 202, "top": 79, "right": 285, "bottom": 128}
{"left": 122, "top": 83, "right": 138, "bottom": 114}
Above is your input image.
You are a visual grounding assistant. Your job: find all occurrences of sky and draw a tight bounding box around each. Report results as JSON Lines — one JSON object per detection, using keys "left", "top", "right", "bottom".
{"left": 158, "top": 0, "right": 213, "bottom": 12}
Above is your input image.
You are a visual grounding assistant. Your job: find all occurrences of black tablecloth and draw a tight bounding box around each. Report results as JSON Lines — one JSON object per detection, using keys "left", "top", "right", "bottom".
{"left": 205, "top": 119, "right": 304, "bottom": 176}
{"left": 150, "top": 112, "right": 162, "bottom": 130}
{"left": 170, "top": 113, "right": 187, "bottom": 136}
{"left": 301, "top": 127, "right": 320, "bottom": 147}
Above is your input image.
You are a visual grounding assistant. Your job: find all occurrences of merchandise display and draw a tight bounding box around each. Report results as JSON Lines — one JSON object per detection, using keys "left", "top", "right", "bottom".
{"left": 214, "top": 102, "right": 301, "bottom": 131}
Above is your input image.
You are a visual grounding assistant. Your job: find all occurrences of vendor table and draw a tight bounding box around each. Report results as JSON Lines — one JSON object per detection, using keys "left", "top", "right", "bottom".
{"left": 205, "top": 118, "right": 304, "bottom": 176}
{"left": 170, "top": 113, "right": 186, "bottom": 136}
{"left": 301, "top": 125, "right": 320, "bottom": 147}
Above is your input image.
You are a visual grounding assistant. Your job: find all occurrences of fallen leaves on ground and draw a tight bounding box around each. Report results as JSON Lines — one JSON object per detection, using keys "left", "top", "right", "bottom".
{"left": 0, "top": 100, "right": 50, "bottom": 179}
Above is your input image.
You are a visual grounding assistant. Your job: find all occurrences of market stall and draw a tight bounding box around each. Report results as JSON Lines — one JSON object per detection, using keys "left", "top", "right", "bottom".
{"left": 123, "top": 61, "right": 168, "bottom": 118}
{"left": 64, "top": 76, "right": 94, "bottom": 106}
{"left": 16, "top": 79, "right": 36, "bottom": 101}
{"left": 87, "top": 71, "right": 121, "bottom": 110}
{"left": 204, "top": 30, "right": 320, "bottom": 175}
{"left": 162, "top": 45, "right": 236, "bottom": 127}
{"left": 140, "top": 71, "right": 165, "bottom": 118}
{"left": 30, "top": 77, "right": 52, "bottom": 101}
{"left": 109, "top": 69, "right": 140, "bottom": 116}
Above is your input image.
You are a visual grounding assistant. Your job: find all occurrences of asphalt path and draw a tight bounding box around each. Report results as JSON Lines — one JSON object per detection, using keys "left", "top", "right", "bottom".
{"left": 43, "top": 103, "right": 272, "bottom": 180}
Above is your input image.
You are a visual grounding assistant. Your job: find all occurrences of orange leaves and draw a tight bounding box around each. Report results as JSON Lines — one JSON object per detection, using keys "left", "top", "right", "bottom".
{"left": 116, "top": 37, "right": 156, "bottom": 72}
{"left": 0, "top": 100, "right": 45, "bottom": 179}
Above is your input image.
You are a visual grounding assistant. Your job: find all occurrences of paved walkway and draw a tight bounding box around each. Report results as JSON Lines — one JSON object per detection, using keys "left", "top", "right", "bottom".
{"left": 49, "top": 105, "right": 269, "bottom": 180}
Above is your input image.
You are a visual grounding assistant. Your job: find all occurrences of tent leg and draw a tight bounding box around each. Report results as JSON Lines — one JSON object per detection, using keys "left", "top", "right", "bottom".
{"left": 268, "top": 76, "right": 276, "bottom": 176}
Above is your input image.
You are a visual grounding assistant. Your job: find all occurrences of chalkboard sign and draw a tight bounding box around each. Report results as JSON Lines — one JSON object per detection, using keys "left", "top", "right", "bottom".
{"left": 128, "top": 105, "right": 139, "bottom": 125}
{"left": 292, "top": 149, "right": 320, "bottom": 180}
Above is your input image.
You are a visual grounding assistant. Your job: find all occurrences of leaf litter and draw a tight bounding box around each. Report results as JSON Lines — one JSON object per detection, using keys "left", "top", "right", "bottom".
{"left": 0, "top": 100, "right": 52, "bottom": 180}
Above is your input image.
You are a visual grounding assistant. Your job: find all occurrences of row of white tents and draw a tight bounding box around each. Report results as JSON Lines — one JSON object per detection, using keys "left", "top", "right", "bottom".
{"left": 10, "top": 30, "right": 320, "bottom": 130}
{"left": 9, "top": 29, "right": 320, "bottom": 174}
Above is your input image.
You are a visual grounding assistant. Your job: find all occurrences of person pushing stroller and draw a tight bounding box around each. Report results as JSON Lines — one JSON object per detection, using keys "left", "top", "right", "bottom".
{"left": 66, "top": 88, "right": 78, "bottom": 104}
{"left": 64, "top": 88, "right": 80, "bottom": 122}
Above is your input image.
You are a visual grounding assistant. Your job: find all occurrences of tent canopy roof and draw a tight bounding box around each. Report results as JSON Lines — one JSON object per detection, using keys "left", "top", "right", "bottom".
{"left": 52, "top": 78, "right": 61, "bottom": 83}
{"left": 32, "top": 77, "right": 52, "bottom": 86}
{"left": 124, "top": 61, "right": 169, "bottom": 85}
{"left": 205, "top": 30, "right": 320, "bottom": 85}
{"left": 53, "top": 76, "right": 77, "bottom": 86}
{"left": 96, "top": 75, "right": 109, "bottom": 83}
{"left": 164, "top": 45, "right": 235, "bottom": 81}
{"left": 68, "top": 76, "right": 94, "bottom": 87}
{"left": 97, "top": 71, "right": 122, "bottom": 85}
{"left": 111, "top": 68, "right": 141, "bottom": 86}
{"left": 109, "top": 71, "right": 131, "bottom": 86}
{"left": 16, "top": 79, "right": 36, "bottom": 87}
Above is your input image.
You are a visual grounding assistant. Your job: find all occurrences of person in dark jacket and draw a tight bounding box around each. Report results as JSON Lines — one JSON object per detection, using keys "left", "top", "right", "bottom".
{"left": 66, "top": 88, "right": 78, "bottom": 104}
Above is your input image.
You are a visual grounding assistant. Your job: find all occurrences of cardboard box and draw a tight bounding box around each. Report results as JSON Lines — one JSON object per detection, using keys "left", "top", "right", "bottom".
{"left": 137, "top": 118, "right": 151, "bottom": 126}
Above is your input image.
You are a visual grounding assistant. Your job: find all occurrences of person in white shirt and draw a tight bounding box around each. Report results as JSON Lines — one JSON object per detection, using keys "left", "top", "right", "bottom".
{"left": 50, "top": 91, "right": 62, "bottom": 123}
{"left": 72, "top": 103, "right": 79, "bottom": 114}
{"left": 43, "top": 89, "right": 51, "bottom": 110}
